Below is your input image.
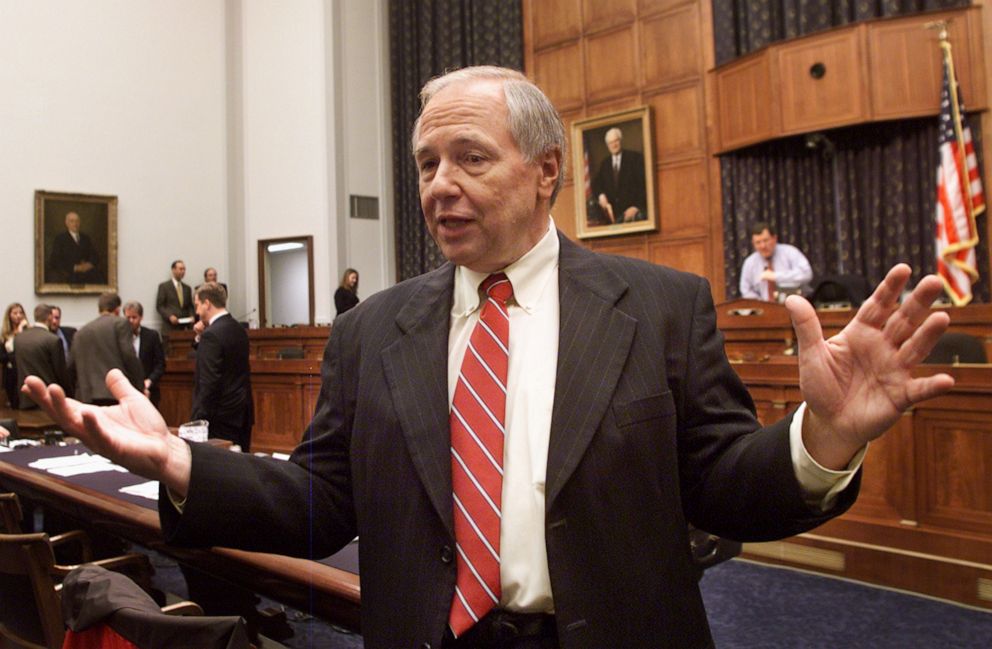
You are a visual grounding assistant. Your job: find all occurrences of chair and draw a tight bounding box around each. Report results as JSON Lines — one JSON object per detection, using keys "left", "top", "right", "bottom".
{"left": 61, "top": 565, "right": 251, "bottom": 649}
{"left": 276, "top": 347, "right": 305, "bottom": 360}
{"left": 1, "top": 492, "right": 94, "bottom": 563}
{"left": 0, "top": 532, "right": 154, "bottom": 649}
{"left": 923, "top": 332, "right": 988, "bottom": 365}
{"left": 810, "top": 274, "right": 871, "bottom": 308}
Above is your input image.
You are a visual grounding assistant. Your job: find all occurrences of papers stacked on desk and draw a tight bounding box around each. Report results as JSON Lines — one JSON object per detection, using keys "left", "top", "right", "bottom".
{"left": 28, "top": 453, "right": 129, "bottom": 477}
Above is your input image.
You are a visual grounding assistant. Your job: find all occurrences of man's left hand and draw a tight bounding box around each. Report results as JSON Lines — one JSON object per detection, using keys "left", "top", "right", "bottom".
{"left": 786, "top": 264, "right": 954, "bottom": 470}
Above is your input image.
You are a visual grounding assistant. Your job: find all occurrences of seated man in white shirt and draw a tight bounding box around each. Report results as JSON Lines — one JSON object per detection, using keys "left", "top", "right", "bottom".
{"left": 740, "top": 222, "right": 813, "bottom": 301}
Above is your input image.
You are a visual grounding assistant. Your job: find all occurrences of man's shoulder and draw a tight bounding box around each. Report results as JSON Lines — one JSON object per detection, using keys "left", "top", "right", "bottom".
{"left": 139, "top": 326, "right": 162, "bottom": 342}
{"left": 19, "top": 327, "right": 57, "bottom": 346}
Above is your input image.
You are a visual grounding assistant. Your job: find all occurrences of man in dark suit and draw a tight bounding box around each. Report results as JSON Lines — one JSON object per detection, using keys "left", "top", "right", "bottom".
{"left": 591, "top": 126, "right": 647, "bottom": 224}
{"left": 15, "top": 304, "right": 70, "bottom": 409}
{"left": 48, "top": 211, "right": 104, "bottom": 284}
{"left": 48, "top": 305, "right": 76, "bottom": 363}
{"left": 123, "top": 301, "right": 165, "bottom": 409}
{"left": 189, "top": 283, "right": 253, "bottom": 450}
{"left": 24, "top": 67, "right": 956, "bottom": 648}
{"left": 155, "top": 260, "right": 194, "bottom": 333}
{"left": 69, "top": 293, "right": 144, "bottom": 406}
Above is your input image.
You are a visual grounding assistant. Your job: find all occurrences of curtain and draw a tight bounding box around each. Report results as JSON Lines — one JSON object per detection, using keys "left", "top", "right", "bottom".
{"left": 389, "top": 0, "right": 523, "bottom": 281}
{"left": 712, "top": 0, "right": 970, "bottom": 66}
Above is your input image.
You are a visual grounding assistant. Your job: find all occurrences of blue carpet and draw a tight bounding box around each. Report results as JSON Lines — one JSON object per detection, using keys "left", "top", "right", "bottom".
{"left": 700, "top": 559, "right": 992, "bottom": 648}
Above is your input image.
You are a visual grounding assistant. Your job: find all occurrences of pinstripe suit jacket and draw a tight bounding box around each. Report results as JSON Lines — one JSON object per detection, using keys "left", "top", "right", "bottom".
{"left": 162, "top": 233, "right": 858, "bottom": 649}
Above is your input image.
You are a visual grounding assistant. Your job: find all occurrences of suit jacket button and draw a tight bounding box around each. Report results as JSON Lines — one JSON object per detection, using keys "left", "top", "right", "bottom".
{"left": 440, "top": 545, "right": 453, "bottom": 563}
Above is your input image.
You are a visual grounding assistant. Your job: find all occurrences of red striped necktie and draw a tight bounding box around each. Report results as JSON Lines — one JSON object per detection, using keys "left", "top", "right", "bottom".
{"left": 448, "top": 273, "right": 513, "bottom": 637}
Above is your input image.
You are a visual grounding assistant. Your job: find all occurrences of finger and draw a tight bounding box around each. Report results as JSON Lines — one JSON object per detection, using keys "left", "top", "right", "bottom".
{"left": 882, "top": 275, "right": 946, "bottom": 346}
{"left": 46, "top": 383, "right": 89, "bottom": 435}
{"left": 105, "top": 369, "right": 142, "bottom": 402}
{"left": 22, "top": 375, "right": 55, "bottom": 410}
{"left": 896, "top": 311, "right": 951, "bottom": 367}
{"left": 904, "top": 373, "right": 955, "bottom": 406}
{"left": 854, "top": 264, "right": 912, "bottom": 329}
{"left": 80, "top": 409, "right": 114, "bottom": 454}
{"left": 785, "top": 294, "right": 823, "bottom": 352}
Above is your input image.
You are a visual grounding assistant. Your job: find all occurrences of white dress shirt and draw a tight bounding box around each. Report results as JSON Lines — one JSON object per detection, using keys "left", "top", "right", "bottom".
{"left": 447, "top": 219, "right": 862, "bottom": 613}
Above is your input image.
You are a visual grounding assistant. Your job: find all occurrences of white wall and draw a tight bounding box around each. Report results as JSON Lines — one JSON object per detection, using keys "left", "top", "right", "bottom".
{"left": 0, "top": 0, "right": 392, "bottom": 329}
{"left": 0, "top": 0, "right": 227, "bottom": 328}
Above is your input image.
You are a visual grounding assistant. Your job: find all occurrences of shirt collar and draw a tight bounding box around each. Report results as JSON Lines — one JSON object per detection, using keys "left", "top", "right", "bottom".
{"left": 208, "top": 310, "right": 229, "bottom": 326}
{"left": 452, "top": 218, "right": 559, "bottom": 318}
{"left": 31, "top": 323, "right": 49, "bottom": 331}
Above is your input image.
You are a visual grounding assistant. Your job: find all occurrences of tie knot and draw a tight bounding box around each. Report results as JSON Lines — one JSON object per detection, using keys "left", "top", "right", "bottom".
{"left": 481, "top": 273, "right": 513, "bottom": 304}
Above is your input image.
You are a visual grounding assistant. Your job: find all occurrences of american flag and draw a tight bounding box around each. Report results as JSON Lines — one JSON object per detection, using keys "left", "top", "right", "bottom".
{"left": 935, "top": 42, "right": 984, "bottom": 306}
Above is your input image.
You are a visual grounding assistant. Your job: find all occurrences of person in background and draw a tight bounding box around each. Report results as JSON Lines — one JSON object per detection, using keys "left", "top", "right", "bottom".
{"left": 739, "top": 221, "right": 813, "bottom": 302}
{"left": 49, "top": 305, "right": 76, "bottom": 363}
{"left": 69, "top": 293, "right": 144, "bottom": 406}
{"left": 334, "top": 268, "right": 360, "bottom": 316}
{"left": 124, "top": 301, "right": 165, "bottom": 410}
{"left": 198, "top": 267, "right": 228, "bottom": 298}
{"left": 190, "top": 282, "right": 253, "bottom": 450}
{"left": 1, "top": 303, "right": 28, "bottom": 407}
{"left": 14, "top": 304, "right": 70, "bottom": 409}
{"left": 155, "top": 260, "right": 195, "bottom": 333}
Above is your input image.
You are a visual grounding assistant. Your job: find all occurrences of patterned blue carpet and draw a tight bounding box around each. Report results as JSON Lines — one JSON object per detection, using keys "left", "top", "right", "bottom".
{"left": 144, "top": 548, "right": 992, "bottom": 648}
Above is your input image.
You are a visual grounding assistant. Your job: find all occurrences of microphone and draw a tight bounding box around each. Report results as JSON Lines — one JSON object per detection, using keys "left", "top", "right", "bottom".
{"left": 237, "top": 307, "right": 257, "bottom": 321}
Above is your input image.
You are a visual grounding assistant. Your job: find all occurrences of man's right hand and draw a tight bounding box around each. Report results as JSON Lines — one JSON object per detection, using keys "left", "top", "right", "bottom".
{"left": 169, "top": 315, "right": 179, "bottom": 325}
{"left": 21, "top": 370, "right": 192, "bottom": 497}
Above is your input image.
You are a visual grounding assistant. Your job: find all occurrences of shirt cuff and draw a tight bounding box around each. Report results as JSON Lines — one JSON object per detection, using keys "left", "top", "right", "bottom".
{"left": 789, "top": 402, "right": 867, "bottom": 511}
{"left": 166, "top": 488, "right": 187, "bottom": 513}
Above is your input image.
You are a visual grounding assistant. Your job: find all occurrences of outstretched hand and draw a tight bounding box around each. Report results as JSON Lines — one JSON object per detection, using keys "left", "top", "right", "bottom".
{"left": 21, "top": 369, "right": 193, "bottom": 496}
{"left": 786, "top": 264, "right": 955, "bottom": 470}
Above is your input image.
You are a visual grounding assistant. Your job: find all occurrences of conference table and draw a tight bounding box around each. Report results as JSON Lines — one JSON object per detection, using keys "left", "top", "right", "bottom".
{"left": 0, "top": 442, "right": 362, "bottom": 631}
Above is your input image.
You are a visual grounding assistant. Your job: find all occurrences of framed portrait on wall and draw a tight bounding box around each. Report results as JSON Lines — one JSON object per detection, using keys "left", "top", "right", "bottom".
{"left": 571, "top": 107, "right": 656, "bottom": 239}
{"left": 35, "top": 190, "right": 118, "bottom": 295}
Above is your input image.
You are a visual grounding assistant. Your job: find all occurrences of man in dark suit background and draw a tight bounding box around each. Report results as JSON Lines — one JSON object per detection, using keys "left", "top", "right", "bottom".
{"left": 591, "top": 126, "right": 647, "bottom": 225}
{"left": 190, "top": 283, "right": 252, "bottom": 451}
{"left": 48, "top": 211, "right": 104, "bottom": 284}
{"left": 15, "top": 304, "right": 70, "bottom": 409}
{"left": 155, "top": 260, "right": 194, "bottom": 334}
{"left": 48, "top": 305, "right": 75, "bottom": 363}
{"left": 24, "top": 67, "right": 956, "bottom": 648}
{"left": 70, "top": 293, "right": 144, "bottom": 406}
{"left": 123, "top": 301, "right": 165, "bottom": 409}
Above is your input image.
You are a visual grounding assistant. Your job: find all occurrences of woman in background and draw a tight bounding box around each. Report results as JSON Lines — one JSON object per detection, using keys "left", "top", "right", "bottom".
{"left": 1, "top": 303, "right": 28, "bottom": 407}
{"left": 334, "top": 268, "right": 360, "bottom": 317}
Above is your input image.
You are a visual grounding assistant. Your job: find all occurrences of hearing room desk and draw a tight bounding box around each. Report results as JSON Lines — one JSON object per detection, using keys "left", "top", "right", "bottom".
{"left": 0, "top": 444, "right": 361, "bottom": 631}
{"left": 732, "top": 357, "right": 992, "bottom": 610}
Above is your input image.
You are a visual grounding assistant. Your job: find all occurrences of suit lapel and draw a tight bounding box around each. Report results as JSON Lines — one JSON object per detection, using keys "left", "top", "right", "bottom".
{"left": 546, "top": 235, "right": 636, "bottom": 510}
{"left": 381, "top": 265, "right": 457, "bottom": 536}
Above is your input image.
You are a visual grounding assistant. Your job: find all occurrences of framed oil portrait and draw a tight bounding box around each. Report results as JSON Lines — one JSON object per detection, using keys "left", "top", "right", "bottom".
{"left": 35, "top": 190, "right": 118, "bottom": 295}
{"left": 571, "top": 107, "right": 656, "bottom": 239}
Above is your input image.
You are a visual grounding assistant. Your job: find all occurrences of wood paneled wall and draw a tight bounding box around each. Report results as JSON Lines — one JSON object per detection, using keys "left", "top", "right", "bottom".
{"left": 523, "top": 0, "right": 726, "bottom": 299}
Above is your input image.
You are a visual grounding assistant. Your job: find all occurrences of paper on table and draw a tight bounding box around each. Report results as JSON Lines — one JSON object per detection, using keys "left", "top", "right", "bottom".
{"left": 30, "top": 453, "right": 129, "bottom": 477}
{"left": 177, "top": 316, "right": 195, "bottom": 324}
{"left": 119, "top": 481, "right": 159, "bottom": 501}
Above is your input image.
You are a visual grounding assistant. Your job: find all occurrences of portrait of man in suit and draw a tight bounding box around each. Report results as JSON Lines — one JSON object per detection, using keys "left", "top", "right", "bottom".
{"left": 36, "top": 191, "right": 117, "bottom": 293}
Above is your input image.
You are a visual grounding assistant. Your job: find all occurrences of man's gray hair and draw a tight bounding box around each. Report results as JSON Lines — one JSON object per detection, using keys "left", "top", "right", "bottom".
{"left": 413, "top": 66, "right": 568, "bottom": 205}
{"left": 123, "top": 301, "right": 144, "bottom": 316}
{"left": 605, "top": 127, "right": 623, "bottom": 142}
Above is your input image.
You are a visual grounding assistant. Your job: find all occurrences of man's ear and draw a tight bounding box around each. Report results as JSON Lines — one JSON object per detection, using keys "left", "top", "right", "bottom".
{"left": 536, "top": 148, "right": 562, "bottom": 201}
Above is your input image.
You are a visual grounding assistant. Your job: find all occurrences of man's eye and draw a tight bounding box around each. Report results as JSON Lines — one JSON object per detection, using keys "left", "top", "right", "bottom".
{"left": 465, "top": 154, "right": 485, "bottom": 164}
{"left": 419, "top": 160, "right": 437, "bottom": 173}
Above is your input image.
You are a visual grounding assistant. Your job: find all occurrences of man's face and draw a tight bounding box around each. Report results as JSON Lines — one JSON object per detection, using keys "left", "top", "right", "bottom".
{"left": 65, "top": 213, "right": 81, "bottom": 234}
{"left": 172, "top": 262, "right": 186, "bottom": 281}
{"left": 204, "top": 268, "right": 218, "bottom": 283}
{"left": 50, "top": 308, "right": 61, "bottom": 332}
{"left": 606, "top": 132, "right": 622, "bottom": 155}
{"left": 751, "top": 229, "right": 778, "bottom": 259}
{"left": 124, "top": 308, "right": 142, "bottom": 334}
{"left": 414, "top": 79, "right": 557, "bottom": 273}
{"left": 194, "top": 297, "right": 209, "bottom": 320}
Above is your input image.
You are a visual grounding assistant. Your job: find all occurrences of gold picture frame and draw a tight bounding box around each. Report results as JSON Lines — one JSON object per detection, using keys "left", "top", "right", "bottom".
{"left": 35, "top": 190, "right": 118, "bottom": 295}
{"left": 571, "top": 106, "right": 656, "bottom": 239}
